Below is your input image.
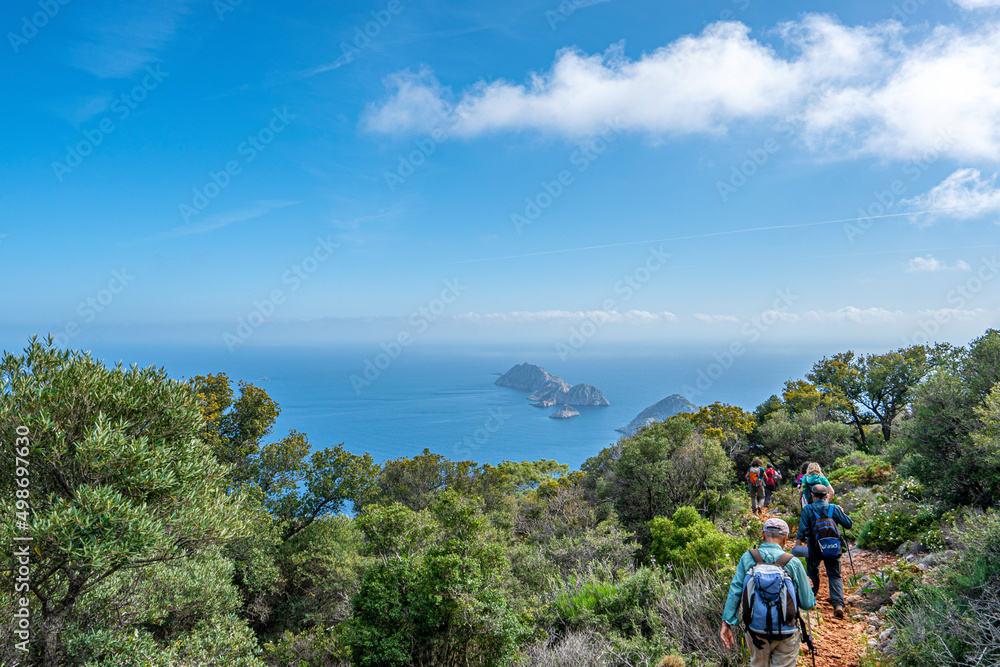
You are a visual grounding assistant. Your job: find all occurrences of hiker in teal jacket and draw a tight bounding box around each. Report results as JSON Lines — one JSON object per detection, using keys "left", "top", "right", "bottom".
{"left": 721, "top": 518, "right": 816, "bottom": 667}
{"left": 798, "top": 462, "right": 833, "bottom": 508}
{"left": 796, "top": 484, "right": 853, "bottom": 618}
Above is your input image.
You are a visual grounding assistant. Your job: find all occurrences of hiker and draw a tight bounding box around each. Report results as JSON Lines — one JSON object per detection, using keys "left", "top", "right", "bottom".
{"left": 763, "top": 463, "right": 782, "bottom": 509}
{"left": 796, "top": 484, "right": 853, "bottom": 619}
{"left": 746, "top": 459, "right": 767, "bottom": 514}
{"left": 720, "top": 518, "right": 816, "bottom": 666}
{"left": 798, "top": 462, "right": 833, "bottom": 509}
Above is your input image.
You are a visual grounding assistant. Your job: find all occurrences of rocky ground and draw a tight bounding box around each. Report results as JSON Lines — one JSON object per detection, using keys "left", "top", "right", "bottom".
{"left": 758, "top": 507, "right": 921, "bottom": 667}
{"left": 794, "top": 546, "right": 897, "bottom": 667}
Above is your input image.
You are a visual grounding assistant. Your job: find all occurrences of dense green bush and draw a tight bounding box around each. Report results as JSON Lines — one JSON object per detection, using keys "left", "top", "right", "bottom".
{"left": 546, "top": 565, "right": 737, "bottom": 667}
{"left": 857, "top": 507, "right": 937, "bottom": 551}
{"left": 582, "top": 420, "right": 733, "bottom": 545}
{"left": 828, "top": 452, "right": 894, "bottom": 486}
{"left": 894, "top": 331, "right": 1000, "bottom": 508}
{"left": 260, "top": 625, "right": 349, "bottom": 667}
{"left": 648, "top": 506, "right": 752, "bottom": 574}
{"left": 553, "top": 567, "right": 665, "bottom": 638}
{"left": 346, "top": 494, "right": 526, "bottom": 667}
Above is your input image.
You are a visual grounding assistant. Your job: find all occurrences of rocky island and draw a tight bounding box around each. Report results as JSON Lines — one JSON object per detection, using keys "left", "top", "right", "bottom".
{"left": 495, "top": 363, "right": 609, "bottom": 417}
{"left": 549, "top": 406, "right": 580, "bottom": 419}
{"left": 617, "top": 394, "right": 697, "bottom": 435}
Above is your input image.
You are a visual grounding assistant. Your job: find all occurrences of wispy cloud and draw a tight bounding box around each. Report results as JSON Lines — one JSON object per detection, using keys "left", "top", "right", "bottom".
{"left": 160, "top": 200, "right": 299, "bottom": 239}
{"left": 804, "top": 307, "right": 903, "bottom": 323}
{"left": 903, "top": 169, "right": 1000, "bottom": 222}
{"left": 907, "top": 254, "right": 972, "bottom": 272}
{"left": 365, "top": 14, "right": 1000, "bottom": 161}
{"left": 69, "top": 0, "right": 194, "bottom": 79}
{"left": 456, "top": 309, "right": 676, "bottom": 325}
{"left": 953, "top": 0, "right": 1000, "bottom": 9}
{"left": 693, "top": 313, "right": 740, "bottom": 324}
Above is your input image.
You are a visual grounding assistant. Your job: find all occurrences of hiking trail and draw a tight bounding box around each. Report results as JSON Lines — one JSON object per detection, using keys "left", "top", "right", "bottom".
{"left": 760, "top": 509, "right": 896, "bottom": 667}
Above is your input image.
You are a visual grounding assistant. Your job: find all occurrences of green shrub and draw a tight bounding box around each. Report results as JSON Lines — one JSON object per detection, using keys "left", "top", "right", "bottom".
{"left": 547, "top": 567, "right": 736, "bottom": 666}
{"left": 828, "top": 452, "right": 893, "bottom": 486}
{"left": 552, "top": 567, "right": 667, "bottom": 639}
{"left": 857, "top": 506, "right": 937, "bottom": 551}
{"left": 881, "top": 512, "right": 1000, "bottom": 666}
{"left": 261, "top": 625, "right": 349, "bottom": 667}
{"left": 346, "top": 494, "right": 526, "bottom": 667}
{"left": 648, "top": 506, "right": 752, "bottom": 574}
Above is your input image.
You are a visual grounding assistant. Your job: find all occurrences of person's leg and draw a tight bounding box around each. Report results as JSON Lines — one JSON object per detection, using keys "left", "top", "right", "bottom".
{"left": 769, "top": 634, "right": 801, "bottom": 667}
{"left": 756, "top": 486, "right": 765, "bottom": 513}
{"left": 825, "top": 557, "right": 845, "bottom": 612}
{"left": 764, "top": 484, "right": 772, "bottom": 507}
{"left": 806, "top": 554, "right": 821, "bottom": 597}
{"left": 743, "top": 633, "right": 769, "bottom": 667}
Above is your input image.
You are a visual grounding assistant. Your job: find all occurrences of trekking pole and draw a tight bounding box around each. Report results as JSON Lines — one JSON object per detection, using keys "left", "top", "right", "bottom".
{"left": 846, "top": 535, "right": 857, "bottom": 578}
{"left": 805, "top": 611, "right": 817, "bottom": 667}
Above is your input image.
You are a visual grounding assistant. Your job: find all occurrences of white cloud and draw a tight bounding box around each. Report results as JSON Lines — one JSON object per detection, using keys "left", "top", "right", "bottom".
{"left": 694, "top": 313, "right": 740, "bottom": 324}
{"left": 364, "top": 15, "right": 1000, "bottom": 160}
{"left": 366, "top": 15, "right": 884, "bottom": 138}
{"left": 759, "top": 309, "right": 801, "bottom": 322}
{"left": 954, "top": 0, "right": 1000, "bottom": 8}
{"left": 804, "top": 307, "right": 903, "bottom": 323}
{"left": 902, "top": 168, "right": 1000, "bottom": 220}
{"left": 916, "top": 307, "right": 985, "bottom": 319}
{"left": 808, "top": 24, "right": 1000, "bottom": 161}
{"left": 907, "top": 254, "right": 972, "bottom": 272}
{"left": 625, "top": 310, "right": 675, "bottom": 324}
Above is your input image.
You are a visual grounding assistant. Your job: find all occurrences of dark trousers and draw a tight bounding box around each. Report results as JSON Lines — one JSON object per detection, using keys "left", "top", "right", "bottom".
{"left": 807, "top": 552, "right": 844, "bottom": 607}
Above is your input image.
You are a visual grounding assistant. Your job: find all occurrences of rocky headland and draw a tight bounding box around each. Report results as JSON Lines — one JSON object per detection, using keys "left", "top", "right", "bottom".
{"left": 617, "top": 394, "right": 697, "bottom": 435}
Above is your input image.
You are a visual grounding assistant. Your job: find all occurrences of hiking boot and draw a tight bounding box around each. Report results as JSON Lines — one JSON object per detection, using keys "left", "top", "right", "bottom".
{"left": 834, "top": 605, "right": 844, "bottom": 619}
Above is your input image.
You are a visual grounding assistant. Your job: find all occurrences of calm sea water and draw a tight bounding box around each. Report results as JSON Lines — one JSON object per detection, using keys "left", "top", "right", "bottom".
{"left": 36, "top": 343, "right": 823, "bottom": 471}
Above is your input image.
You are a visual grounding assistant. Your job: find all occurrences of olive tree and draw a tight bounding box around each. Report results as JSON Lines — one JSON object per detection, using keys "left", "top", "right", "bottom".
{"left": 0, "top": 340, "right": 249, "bottom": 666}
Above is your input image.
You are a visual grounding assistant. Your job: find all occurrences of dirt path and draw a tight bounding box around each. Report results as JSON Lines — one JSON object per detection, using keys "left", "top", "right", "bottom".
{"left": 754, "top": 508, "right": 893, "bottom": 667}
{"left": 792, "top": 545, "right": 898, "bottom": 666}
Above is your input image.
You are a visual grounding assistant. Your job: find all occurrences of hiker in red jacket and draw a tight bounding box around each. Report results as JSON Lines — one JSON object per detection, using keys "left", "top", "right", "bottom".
{"left": 763, "top": 463, "right": 782, "bottom": 509}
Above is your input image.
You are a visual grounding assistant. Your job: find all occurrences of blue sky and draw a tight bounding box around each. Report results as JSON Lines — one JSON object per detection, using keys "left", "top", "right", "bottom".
{"left": 2, "top": 0, "right": 1000, "bottom": 354}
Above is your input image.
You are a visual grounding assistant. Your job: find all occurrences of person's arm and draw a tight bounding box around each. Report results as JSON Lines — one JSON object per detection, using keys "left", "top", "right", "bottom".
{"left": 721, "top": 553, "right": 750, "bottom": 627}
{"left": 796, "top": 505, "right": 811, "bottom": 545}
{"left": 835, "top": 504, "right": 853, "bottom": 530}
{"left": 787, "top": 559, "right": 816, "bottom": 611}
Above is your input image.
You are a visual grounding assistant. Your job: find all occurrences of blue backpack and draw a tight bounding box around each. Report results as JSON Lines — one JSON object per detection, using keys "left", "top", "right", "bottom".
{"left": 741, "top": 549, "right": 799, "bottom": 639}
{"left": 811, "top": 505, "right": 842, "bottom": 558}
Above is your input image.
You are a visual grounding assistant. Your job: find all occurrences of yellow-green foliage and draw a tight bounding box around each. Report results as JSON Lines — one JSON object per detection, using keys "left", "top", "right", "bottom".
{"left": 828, "top": 452, "right": 893, "bottom": 486}
{"left": 648, "top": 506, "right": 752, "bottom": 574}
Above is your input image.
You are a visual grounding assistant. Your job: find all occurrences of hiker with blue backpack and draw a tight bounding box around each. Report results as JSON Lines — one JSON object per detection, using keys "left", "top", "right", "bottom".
{"left": 720, "top": 518, "right": 816, "bottom": 666}
{"left": 795, "top": 484, "right": 853, "bottom": 619}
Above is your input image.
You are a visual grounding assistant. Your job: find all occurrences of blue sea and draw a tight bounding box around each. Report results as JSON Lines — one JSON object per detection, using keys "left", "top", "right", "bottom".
{"left": 27, "top": 343, "right": 827, "bottom": 471}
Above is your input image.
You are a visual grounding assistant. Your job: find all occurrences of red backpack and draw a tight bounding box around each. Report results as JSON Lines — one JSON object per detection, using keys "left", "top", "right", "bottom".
{"left": 764, "top": 468, "right": 778, "bottom": 487}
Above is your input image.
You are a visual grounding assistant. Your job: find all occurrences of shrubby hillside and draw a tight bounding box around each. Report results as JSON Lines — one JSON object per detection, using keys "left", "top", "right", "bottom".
{"left": 2, "top": 331, "right": 999, "bottom": 666}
